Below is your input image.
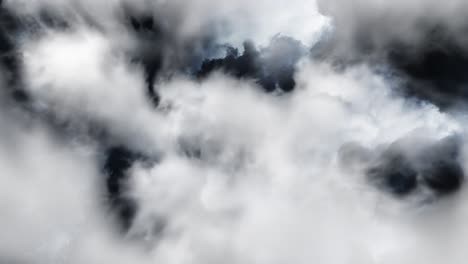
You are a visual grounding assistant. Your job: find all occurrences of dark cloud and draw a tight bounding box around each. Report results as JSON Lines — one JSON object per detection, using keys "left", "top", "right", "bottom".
{"left": 103, "top": 146, "right": 140, "bottom": 231}
{"left": 367, "top": 147, "right": 420, "bottom": 197}
{"left": 365, "top": 136, "right": 464, "bottom": 198}
{"left": 387, "top": 31, "right": 468, "bottom": 108}
{"left": 0, "top": 3, "right": 27, "bottom": 103}
{"left": 197, "top": 36, "right": 306, "bottom": 92}
{"left": 316, "top": 0, "right": 468, "bottom": 108}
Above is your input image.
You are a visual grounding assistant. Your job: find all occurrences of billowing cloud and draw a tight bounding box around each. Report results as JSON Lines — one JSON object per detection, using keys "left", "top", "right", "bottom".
{"left": 1, "top": 0, "right": 468, "bottom": 263}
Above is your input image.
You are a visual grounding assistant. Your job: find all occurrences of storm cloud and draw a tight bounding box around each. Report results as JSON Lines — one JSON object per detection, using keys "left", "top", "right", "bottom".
{"left": 1, "top": 0, "right": 468, "bottom": 263}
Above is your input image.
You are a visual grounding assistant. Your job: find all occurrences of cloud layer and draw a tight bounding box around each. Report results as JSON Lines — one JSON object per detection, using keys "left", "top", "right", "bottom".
{"left": 1, "top": 0, "right": 468, "bottom": 263}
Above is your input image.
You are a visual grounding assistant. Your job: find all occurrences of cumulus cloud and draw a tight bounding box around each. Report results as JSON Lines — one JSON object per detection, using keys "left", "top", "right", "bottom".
{"left": 315, "top": 0, "right": 468, "bottom": 107}
{"left": 125, "top": 64, "right": 465, "bottom": 263}
{"left": 0, "top": 107, "right": 153, "bottom": 264}
{"left": 317, "top": 0, "right": 468, "bottom": 52}
{"left": 6, "top": 0, "right": 328, "bottom": 46}
{"left": 1, "top": 0, "right": 468, "bottom": 263}
{"left": 19, "top": 27, "right": 174, "bottom": 153}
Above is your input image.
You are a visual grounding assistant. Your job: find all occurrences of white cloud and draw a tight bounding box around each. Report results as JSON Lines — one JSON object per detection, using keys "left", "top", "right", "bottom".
{"left": 2, "top": 1, "right": 468, "bottom": 263}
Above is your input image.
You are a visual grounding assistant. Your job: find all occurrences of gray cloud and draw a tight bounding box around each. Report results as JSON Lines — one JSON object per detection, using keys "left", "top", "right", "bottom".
{"left": 1, "top": 0, "right": 468, "bottom": 263}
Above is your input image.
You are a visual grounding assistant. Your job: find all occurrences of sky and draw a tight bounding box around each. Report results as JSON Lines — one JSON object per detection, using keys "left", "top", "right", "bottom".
{"left": 1, "top": 0, "right": 468, "bottom": 263}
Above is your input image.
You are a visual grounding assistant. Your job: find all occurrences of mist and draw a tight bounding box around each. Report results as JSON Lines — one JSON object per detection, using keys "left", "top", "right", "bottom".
{"left": 1, "top": 0, "right": 468, "bottom": 263}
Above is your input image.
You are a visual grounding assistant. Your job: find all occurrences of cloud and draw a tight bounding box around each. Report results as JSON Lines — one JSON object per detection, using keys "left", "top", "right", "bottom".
{"left": 0, "top": 107, "right": 154, "bottom": 264}
{"left": 315, "top": 0, "right": 468, "bottom": 107}
{"left": 1, "top": 0, "right": 468, "bottom": 263}
{"left": 21, "top": 27, "right": 167, "bottom": 152}
{"left": 123, "top": 63, "right": 466, "bottom": 263}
